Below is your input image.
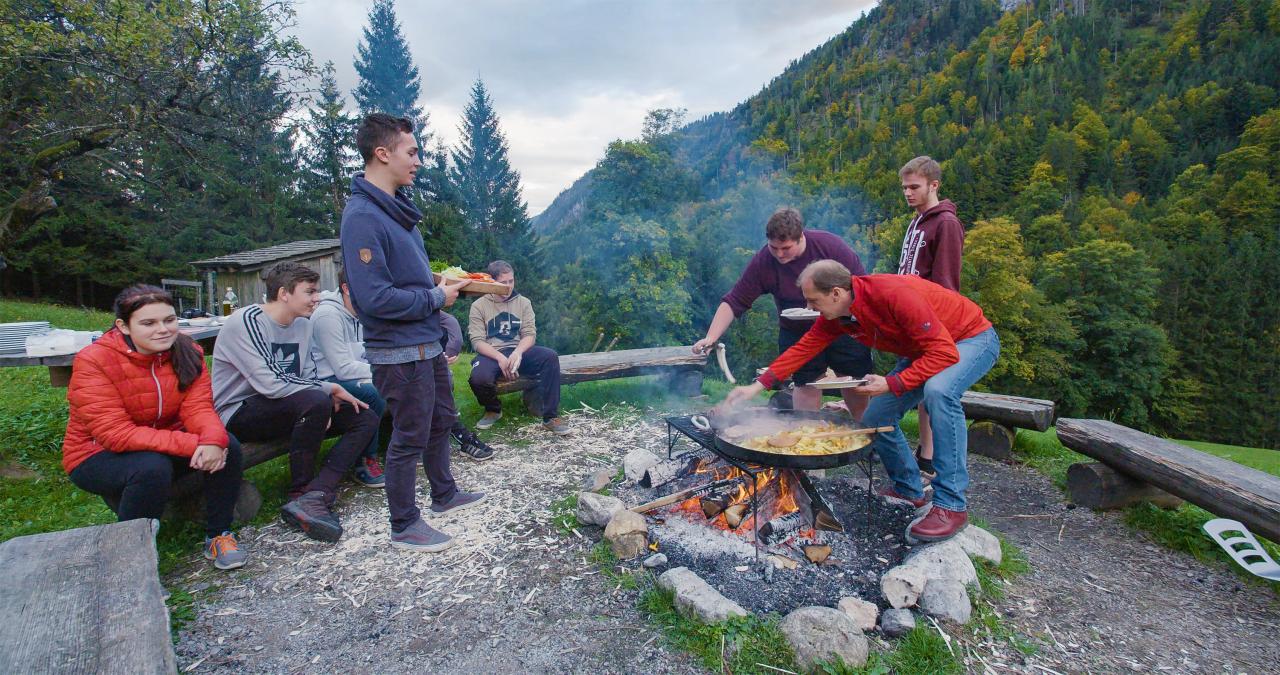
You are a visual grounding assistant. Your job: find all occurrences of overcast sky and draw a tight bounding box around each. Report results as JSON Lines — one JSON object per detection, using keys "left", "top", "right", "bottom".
{"left": 288, "top": 0, "right": 876, "bottom": 215}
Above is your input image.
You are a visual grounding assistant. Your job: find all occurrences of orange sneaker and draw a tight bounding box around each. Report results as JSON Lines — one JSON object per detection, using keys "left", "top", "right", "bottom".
{"left": 204, "top": 532, "right": 247, "bottom": 570}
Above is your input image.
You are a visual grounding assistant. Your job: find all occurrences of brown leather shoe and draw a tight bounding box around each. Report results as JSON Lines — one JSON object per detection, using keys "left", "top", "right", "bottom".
{"left": 909, "top": 505, "right": 968, "bottom": 542}
{"left": 877, "top": 486, "right": 930, "bottom": 510}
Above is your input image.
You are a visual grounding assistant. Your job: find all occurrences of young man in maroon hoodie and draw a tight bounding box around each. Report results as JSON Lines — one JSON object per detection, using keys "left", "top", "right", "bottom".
{"left": 897, "top": 156, "right": 964, "bottom": 480}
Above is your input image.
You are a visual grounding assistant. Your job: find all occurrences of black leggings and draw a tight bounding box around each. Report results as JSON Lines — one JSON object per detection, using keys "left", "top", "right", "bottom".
{"left": 69, "top": 436, "right": 244, "bottom": 538}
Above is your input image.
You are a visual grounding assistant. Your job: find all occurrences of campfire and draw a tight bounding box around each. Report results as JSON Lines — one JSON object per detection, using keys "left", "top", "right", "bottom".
{"left": 629, "top": 415, "right": 863, "bottom": 566}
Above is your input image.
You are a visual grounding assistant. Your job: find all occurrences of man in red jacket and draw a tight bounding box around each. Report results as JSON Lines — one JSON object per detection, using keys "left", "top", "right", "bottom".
{"left": 723, "top": 260, "right": 1000, "bottom": 542}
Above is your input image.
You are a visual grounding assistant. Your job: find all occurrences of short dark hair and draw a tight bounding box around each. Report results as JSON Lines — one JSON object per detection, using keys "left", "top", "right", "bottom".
{"left": 264, "top": 262, "right": 320, "bottom": 302}
{"left": 765, "top": 207, "right": 804, "bottom": 241}
{"left": 356, "top": 113, "right": 415, "bottom": 163}
{"left": 486, "top": 260, "right": 514, "bottom": 278}
{"left": 337, "top": 265, "right": 347, "bottom": 289}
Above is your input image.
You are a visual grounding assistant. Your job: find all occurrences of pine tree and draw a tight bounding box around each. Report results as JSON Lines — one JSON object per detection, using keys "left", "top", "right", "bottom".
{"left": 449, "top": 79, "right": 540, "bottom": 272}
{"left": 300, "top": 62, "right": 356, "bottom": 224}
{"left": 352, "top": 0, "right": 423, "bottom": 122}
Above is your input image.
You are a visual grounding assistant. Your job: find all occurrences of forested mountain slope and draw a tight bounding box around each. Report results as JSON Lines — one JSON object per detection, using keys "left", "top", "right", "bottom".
{"left": 532, "top": 0, "right": 1280, "bottom": 448}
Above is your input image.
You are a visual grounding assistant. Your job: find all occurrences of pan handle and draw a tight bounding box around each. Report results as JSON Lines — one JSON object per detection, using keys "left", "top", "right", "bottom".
{"left": 690, "top": 415, "right": 712, "bottom": 432}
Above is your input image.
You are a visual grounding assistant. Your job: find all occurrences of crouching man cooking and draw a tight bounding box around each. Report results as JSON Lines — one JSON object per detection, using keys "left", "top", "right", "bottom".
{"left": 722, "top": 260, "right": 999, "bottom": 543}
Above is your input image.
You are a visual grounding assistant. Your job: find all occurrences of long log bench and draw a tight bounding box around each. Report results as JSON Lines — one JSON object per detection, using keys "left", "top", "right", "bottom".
{"left": 1057, "top": 418, "right": 1280, "bottom": 541}
{"left": 960, "top": 391, "right": 1056, "bottom": 460}
{"left": 494, "top": 345, "right": 709, "bottom": 415}
{"left": 0, "top": 519, "right": 176, "bottom": 673}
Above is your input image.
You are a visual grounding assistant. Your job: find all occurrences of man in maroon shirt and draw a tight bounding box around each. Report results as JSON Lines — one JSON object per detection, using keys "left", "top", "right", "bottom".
{"left": 897, "top": 156, "right": 965, "bottom": 481}
{"left": 692, "top": 207, "right": 872, "bottom": 418}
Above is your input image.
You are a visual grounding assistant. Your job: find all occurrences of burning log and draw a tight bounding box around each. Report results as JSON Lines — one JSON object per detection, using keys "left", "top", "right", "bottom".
{"left": 722, "top": 502, "right": 754, "bottom": 529}
{"left": 760, "top": 512, "right": 808, "bottom": 545}
{"left": 630, "top": 476, "right": 743, "bottom": 513}
{"left": 640, "top": 454, "right": 702, "bottom": 489}
{"left": 697, "top": 476, "right": 751, "bottom": 518}
{"left": 803, "top": 544, "right": 833, "bottom": 564}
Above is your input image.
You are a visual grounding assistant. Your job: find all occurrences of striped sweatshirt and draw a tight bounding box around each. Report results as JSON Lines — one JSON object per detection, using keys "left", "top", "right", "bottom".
{"left": 211, "top": 304, "right": 336, "bottom": 425}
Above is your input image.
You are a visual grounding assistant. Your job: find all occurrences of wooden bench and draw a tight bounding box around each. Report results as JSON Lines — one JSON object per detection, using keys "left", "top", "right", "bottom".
{"left": 961, "top": 391, "right": 1056, "bottom": 460}
{"left": 1057, "top": 419, "right": 1280, "bottom": 540}
{"left": 493, "top": 345, "right": 709, "bottom": 415}
{"left": 0, "top": 519, "right": 176, "bottom": 673}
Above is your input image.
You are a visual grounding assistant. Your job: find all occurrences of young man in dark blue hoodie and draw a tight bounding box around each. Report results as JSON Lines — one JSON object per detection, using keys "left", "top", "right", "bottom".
{"left": 340, "top": 113, "right": 482, "bottom": 552}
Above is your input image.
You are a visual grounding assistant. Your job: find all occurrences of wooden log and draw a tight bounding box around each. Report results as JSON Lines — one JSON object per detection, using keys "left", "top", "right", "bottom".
{"left": 640, "top": 455, "right": 701, "bottom": 488}
{"left": 968, "top": 420, "right": 1015, "bottom": 460}
{"left": 960, "top": 391, "right": 1055, "bottom": 431}
{"left": 1066, "top": 462, "right": 1184, "bottom": 510}
{"left": 1056, "top": 418, "right": 1280, "bottom": 543}
{"left": 48, "top": 365, "right": 72, "bottom": 387}
{"left": 0, "top": 519, "right": 176, "bottom": 673}
{"left": 165, "top": 479, "right": 263, "bottom": 524}
{"left": 495, "top": 345, "right": 708, "bottom": 394}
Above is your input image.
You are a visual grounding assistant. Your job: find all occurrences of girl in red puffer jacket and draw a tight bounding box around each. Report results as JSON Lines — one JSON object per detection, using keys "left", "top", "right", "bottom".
{"left": 63, "top": 285, "right": 247, "bottom": 570}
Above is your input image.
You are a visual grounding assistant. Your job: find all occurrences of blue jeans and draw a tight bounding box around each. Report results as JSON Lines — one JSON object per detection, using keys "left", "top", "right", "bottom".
{"left": 863, "top": 327, "right": 1000, "bottom": 512}
{"left": 327, "top": 378, "right": 387, "bottom": 459}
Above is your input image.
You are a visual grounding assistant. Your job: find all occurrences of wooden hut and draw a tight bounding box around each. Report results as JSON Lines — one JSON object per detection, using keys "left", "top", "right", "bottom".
{"left": 191, "top": 239, "right": 341, "bottom": 312}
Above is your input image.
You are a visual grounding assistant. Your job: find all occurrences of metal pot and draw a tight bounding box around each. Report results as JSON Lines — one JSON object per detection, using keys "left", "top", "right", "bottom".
{"left": 690, "top": 408, "right": 877, "bottom": 470}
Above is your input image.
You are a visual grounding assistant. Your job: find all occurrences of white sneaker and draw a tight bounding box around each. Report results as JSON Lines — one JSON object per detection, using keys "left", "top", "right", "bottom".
{"left": 475, "top": 411, "right": 502, "bottom": 429}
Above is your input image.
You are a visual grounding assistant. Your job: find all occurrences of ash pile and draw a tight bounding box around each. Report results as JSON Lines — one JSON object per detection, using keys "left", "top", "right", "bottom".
{"left": 598, "top": 444, "right": 916, "bottom": 614}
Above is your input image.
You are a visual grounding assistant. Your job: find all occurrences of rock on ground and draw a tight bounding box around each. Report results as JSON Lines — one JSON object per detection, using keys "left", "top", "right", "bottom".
{"left": 623, "top": 449, "right": 660, "bottom": 482}
{"left": 643, "top": 553, "right": 668, "bottom": 568}
{"left": 657, "top": 567, "right": 747, "bottom": 623}
{"left": 779, "top": 606, "right": 869, "bottom": 670}
{"left": 603, "top": 509, "right": 648, "bottom": 559}
{"left": 582, "top": 469, "right": 614, "bottom": 493}
{"left": 904, "top": 539, "right": 979, "bottom": 588}
{"left": 879, "top": 608, "right": 916, "bottom": 637}
{"left": 837, "top": 596, "right": 878, "bottom": 632}
{"left": 952, "top": 524, "right": 1002, "bottom": 565}
{"left": 881, "top": 564, "right": 927, "bottom": 609}
{"left": 575, "top": 491, "right": 624, "bottom": 527}
{"left": 918, "top": 579, "right": 972, "bottom": 624}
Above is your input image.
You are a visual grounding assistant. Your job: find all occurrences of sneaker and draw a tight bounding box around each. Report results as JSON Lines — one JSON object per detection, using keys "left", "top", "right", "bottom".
{"left": 353, "top": 456, "right": 386, "bottom": 488}
{"left": 203, "top": 532, "right": 247, "bottom": 570}
{"left": 390, "top": 518, "right": 455, "bottom": 552}
{"left": 877, "top": 486, "right": 931, "bottom": 511}
{"left": 454, "top": 427, "right": 495, "bottom": 461}
{"left": 429, "top": 490, "right": 487, "bottom": 515}
{"left": 280, "top": 491, "right": 343, "bottom": 543}
{"left": 541, "top": 417, "right": 570, "bottom": 436}
{"left": 908, "top": 505, "right": 968, "bottom": 543}
{"left": 475, "top": 411, "right": 503, "bottom": 430}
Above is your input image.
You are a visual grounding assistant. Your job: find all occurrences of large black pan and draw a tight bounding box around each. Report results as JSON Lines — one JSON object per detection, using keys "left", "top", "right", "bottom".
{"left": 690, "top": 408, "right": 879, "bottom": 470}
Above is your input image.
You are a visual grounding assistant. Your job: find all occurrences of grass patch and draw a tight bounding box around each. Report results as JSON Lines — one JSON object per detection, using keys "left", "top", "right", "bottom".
{"left": 549, "top": 492, "right": 580, "bottom": 535}
{"left": 1176, "top": 439, "right": 1280, "bottom": 476}
{"left": 587, "top": 541, "right": 646, "bottom": 591}
{"left": 0, "top": 298, "right": 113, "bottom": 331}
{"left": 879, "top": 626, "right": 964, "bottom": 674}
{"left": 166, "top": 587, "right": 198, "bottom": 640}
{"left": 638, "top": 585, "right": 797, "bottom": 674}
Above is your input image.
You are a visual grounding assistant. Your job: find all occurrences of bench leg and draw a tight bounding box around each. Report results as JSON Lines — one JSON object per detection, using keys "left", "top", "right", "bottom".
{"left": 1066, "top": 462, "right": 1183, "bottom": 510}
{"left": 522, "top": 388, "right": 545, "bottom": 418}
{"left": 667, "top": 370, "right": 704, "bottom": 397}
{"left": 49, "top": 365, "right": 72, "bottom": 388}
{"left": 967, "top": 419, "right": 1015, "bottom": 460}
{"left": 163, "top": 479, "right": 262, "bottom": 525}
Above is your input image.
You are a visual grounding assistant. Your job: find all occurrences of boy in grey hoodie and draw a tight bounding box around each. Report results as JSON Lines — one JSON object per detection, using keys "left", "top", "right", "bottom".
{"left": 311, "top": 267, "right": 387, "bottom": 487}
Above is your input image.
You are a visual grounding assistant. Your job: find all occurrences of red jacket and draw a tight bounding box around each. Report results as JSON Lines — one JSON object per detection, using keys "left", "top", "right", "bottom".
{"left": 758, "top": 274, "right": 992, "bottom": 396}
{"left": 62, "top": 328, "right": 228, "bottom": 473}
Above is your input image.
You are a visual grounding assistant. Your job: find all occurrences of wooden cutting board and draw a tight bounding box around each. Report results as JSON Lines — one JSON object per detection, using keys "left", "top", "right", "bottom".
{"left": 432, "top": 272, "right": 510, "bottom": 295}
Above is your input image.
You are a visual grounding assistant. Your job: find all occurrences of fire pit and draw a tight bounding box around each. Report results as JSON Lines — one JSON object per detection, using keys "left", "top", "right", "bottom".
{"left": 611, "top": 414, "right": 916, "bottom": 614}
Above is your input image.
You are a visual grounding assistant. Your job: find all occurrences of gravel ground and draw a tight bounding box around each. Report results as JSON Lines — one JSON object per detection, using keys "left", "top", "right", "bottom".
{"left": 171, "top": 405, "right": 1280, "bottom": 673}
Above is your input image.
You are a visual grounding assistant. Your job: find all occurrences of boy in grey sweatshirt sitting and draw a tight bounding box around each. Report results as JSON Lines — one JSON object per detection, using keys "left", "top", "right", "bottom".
{"left": 311, "top": 267, "right": 387, "bottom": 487}
{"left": 212, "top": 262, "right": 380, "bottom": 543}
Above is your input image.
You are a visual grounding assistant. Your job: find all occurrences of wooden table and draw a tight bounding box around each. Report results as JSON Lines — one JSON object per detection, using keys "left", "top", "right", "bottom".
{"left": 0, "top": 325, "right": 220, "bottom": 387}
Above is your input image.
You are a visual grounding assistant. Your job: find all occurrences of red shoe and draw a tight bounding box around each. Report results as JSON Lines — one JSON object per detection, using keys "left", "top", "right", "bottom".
{"left": 877, "top": 486, "right": 930, "bottom": 510}
{"left": 908, "top": 506, "right": 968, "bottom": 543}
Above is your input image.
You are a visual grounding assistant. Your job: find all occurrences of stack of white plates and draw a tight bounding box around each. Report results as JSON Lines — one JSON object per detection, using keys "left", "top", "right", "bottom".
{"left": 0, "top": 321, "right": 51, "bottom": 355}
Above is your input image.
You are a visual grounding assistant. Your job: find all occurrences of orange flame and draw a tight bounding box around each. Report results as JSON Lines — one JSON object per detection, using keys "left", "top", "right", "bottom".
{"left": 671, "top": 465, "right": 805, "bottom": 539}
